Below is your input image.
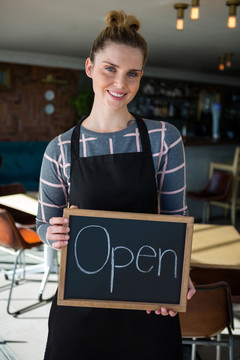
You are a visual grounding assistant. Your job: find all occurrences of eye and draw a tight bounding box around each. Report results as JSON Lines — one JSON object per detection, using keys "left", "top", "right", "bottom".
{"left": 128, "top": 71, "right": 138, "bottom": 78}
{"left": 105, "top": 66, "right": 116, "bottom": 72}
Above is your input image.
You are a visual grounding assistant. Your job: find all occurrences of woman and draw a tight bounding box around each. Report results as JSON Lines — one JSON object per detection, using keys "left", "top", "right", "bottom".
{"left": 37, "top": 10, "right": 195, "bottom": 360}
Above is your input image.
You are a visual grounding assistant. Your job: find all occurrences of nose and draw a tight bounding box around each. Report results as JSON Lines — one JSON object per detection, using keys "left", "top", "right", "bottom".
{"left": 114, "top": 73, "right": 127, "bottom": 89}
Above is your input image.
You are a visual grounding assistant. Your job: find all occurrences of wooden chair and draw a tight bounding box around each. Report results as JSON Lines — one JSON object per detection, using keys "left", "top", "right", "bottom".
{"left": 187, "top": 170, "right": 232, "bottom": 223}
{"left": 0, "top": 208, "right": 52, "bottom": 316}
{"left": 190, "top": 264, "right": 240, "bottom": 304}
{"left": 209, "top": 146, "right": 240, "bottom": 225}
{"left": 180, "top": 282, "right": 234, "bottom": 360}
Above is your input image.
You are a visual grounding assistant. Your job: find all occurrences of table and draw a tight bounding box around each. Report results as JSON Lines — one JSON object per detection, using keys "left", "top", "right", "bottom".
{"left": 0, "top": 193, "right": 58, "bottom": 300}
{"left": 1, "top": 194, "right": 240, "bottom": 287}
{"left": 191, "top": 223, "right": 240, "bottom": 267}
{"left": 0, "top": 193, "right": 38, "bottom": 215}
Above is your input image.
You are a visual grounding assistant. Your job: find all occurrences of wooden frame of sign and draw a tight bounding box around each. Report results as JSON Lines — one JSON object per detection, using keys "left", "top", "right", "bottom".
{"left": 58, "top": 209, "right": 194, "bottom": 312}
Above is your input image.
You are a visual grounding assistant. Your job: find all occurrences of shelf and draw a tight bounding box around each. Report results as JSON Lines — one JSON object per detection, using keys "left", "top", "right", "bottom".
{"left": 129, "top": 75, "right": 240, "bottom": 140}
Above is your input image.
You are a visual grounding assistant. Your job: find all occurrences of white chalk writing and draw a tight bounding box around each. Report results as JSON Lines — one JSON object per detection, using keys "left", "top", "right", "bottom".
{"left": 74, "top": 225, "right": 178, "bottom": 293}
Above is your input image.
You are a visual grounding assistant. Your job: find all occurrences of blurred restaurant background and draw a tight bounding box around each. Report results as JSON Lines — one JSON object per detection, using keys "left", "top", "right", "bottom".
{"left": 0, "top": 1, "right": 240, "bottom": 359}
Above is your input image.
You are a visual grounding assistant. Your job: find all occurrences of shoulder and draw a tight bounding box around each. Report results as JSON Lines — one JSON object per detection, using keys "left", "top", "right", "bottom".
{"left": 44, "top": 126, "right": 75, "bottom": 157}
{"left": 143, "top": 118, "right": 182, "bottom": 144}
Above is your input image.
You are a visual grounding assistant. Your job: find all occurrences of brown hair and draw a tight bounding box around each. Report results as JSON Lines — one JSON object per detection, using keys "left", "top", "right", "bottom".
{"left": 90, "top": 10, "right": 148, "bottom": 66}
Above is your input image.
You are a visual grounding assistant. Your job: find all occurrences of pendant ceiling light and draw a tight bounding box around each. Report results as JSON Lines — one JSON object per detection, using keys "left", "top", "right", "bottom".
{"left": 191, "top": 0, "right": 200, "bottom": 20}
{"left": 226, "top": 0, "right": 240, "bottom": 28}
{"left": 219, "top": 56, "right": 225, "bottom": 71}
{"left": 174, "top": 3, "right": 189, "bottom": 30}
{"left": 225, "top": 52, "right": 233, "bottom": 68}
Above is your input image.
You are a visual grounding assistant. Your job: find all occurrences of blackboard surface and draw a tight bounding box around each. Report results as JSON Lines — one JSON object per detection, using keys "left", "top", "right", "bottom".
{"left": 58, "top": 209, "right": 194, "bottom": 312}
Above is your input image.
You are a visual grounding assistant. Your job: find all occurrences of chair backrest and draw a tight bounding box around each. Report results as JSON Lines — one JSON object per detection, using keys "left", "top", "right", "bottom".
{"left": 0, "top": 154, "right": 2, "bottom": 170}
{"left": 0, "top": 183, "right": 26, "bottom": 196}
{"left": 190, "top": 264, "right": 240, "bottom": 303}
{"left": 0, "top": 208, "right": 34, "bottom": 251}
{"left": 232, "top": 146, "right": 240, "bottom": 176}
{"left": 207, "top": 170, "right": 232, "bottom": 200}
{"left": 180, "top": 282, "right": 233, "bottom": 338}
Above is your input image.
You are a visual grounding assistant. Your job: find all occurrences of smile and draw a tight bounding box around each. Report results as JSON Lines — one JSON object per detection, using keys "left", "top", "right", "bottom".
{"left": 108, "top": 90, "right": 126, "bottom": 99}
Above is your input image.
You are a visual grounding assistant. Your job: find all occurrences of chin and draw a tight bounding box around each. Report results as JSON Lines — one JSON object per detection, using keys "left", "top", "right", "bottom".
{"left": 106, "top": 100, "right": 128, "bottom": 111}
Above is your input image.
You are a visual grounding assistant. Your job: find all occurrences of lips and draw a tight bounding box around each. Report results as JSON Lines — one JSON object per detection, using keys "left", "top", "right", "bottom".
{"left": 108, "top": 90, "right": 126, "bottom": 99}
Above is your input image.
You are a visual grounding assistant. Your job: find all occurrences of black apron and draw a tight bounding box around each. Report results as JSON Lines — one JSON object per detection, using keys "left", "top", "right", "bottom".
{"left": 44, "top": 116, "right": 183, "bottom": 360}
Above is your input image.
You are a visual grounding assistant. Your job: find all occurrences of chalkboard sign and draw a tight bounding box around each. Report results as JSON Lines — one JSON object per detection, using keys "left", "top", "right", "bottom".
{"left": 58, "top": 209, "right": 194, "bottom": 312}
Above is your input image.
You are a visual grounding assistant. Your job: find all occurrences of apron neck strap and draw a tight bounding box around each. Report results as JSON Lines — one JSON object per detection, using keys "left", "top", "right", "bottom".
{"left": 134, "top": 115, "right": 152, "bottom": 154}
{"left": 71, "top": 117, "right": 85, "bottom": 158}
{"left": 71, "top": 114, "right": 151, "bottom": 158}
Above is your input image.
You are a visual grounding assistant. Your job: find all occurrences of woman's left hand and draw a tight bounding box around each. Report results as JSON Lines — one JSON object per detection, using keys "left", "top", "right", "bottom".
{"left": 187, "top": 276, "right": 196, "bottom": 301}
{"left": 146, "top": 277, "right": 196, "bottom": 317}
{"left": 146, "top": 307, "right": 177, "bottom": 317}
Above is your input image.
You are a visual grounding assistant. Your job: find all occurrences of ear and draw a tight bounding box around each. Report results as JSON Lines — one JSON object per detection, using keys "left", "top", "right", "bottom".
{"left": 140, "top": 69, "right": 144, "bottom": 79}
{"left": 85, "top": 58, "right": 93, "bottom": 78}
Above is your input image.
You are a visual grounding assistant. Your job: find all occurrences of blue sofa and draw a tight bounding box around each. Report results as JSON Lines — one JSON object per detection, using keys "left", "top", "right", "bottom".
{"left": 0, "top": 141, "right": 49, "bottom": 191}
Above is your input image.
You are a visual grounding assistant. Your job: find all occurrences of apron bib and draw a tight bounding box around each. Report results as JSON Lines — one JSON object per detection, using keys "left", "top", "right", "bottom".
{"left": 44, "top": 116, "right": 183, "bottom": 360}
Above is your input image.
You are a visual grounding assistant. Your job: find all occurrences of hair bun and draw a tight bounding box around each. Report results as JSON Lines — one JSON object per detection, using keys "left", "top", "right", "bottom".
{"left": 105, "top": 10, "right": 140, "bottom": 32}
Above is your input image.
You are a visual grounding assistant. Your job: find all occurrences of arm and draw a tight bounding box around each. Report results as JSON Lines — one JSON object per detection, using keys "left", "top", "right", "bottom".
{"left": 36, "top": 135, "right": 71, "bottom": 249}
{"left": 158, "top": 122, "right": 187, "bottom": 216}
{"left": 148, "top": 122, "right": 195, "bottom": 315}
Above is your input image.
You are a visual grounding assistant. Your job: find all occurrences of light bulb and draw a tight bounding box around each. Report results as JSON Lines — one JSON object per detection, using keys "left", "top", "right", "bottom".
{"left": 174, "top": 4, "right": 188, "bottom": 31}
{"left": 225, "top": 52, "right": 233, "bottom": 68}
{"left": 176, "top": 18, "right": 184, "bottom": 30}
{"left": 226, "top": 60, "right": 231, "bottom": 68}
{"left": 191, "top": 7, "right": 199, "bottom": 19}
{"left": 228, "top": 15, "right": 237, "bottom": 28}
{"left": 219, "top": 63, "right": 224, "bottom": 71}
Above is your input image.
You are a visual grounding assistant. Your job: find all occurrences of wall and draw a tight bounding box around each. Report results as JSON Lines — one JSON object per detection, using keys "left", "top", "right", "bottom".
{"left": 0, "top": 62, "right": 79, "bottom": 142}
{"left": 1, "top": 49, "right": 240, "bottom": 87}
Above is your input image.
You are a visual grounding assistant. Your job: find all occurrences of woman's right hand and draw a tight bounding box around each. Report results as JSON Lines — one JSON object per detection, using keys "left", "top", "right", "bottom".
{"left": 46, "top": 205, "right": 78, "bottom": 250}
{"left": 46, "top": 216, "right": 70, "bottom": 250}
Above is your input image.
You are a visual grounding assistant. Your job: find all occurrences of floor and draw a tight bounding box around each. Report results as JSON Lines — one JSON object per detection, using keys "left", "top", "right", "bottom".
{"left": 0, "top": 213, "right": 240, "bottom": 360}
{"left": 0, "top": 248, "right": 58, "bottom": 360}
{"left": 190, "top": 212, "right": 240, "bottom": 360}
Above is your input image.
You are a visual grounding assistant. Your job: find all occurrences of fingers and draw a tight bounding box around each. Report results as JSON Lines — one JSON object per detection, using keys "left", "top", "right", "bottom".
{"left": 49, "top": 217, "right": 69, "bottom": 226}
{"left": 187, "top": 277, "right": 196, "bottom": 300}
{"left": 187, "top": 287, "right": 196, "bottom": 300}
{"left": 47, "top": 206, "right": 79, "bottom": 249}
{"left": 168, "top": 310, "right": 178, "bottom": 317}
{"left": 47, "top": 216, "right": 70, "bottom": 250}
{"left": 146, "top": 307, "right": 177, "bottom": 317}
{"left": 159, "top": 307, "right": 177, "bottom": 317}
{"left": 51, "top": 240, "right": 68, "bottom": 250}
{"left": 47, "top": 227, "right": 70, "bottom": 241}
{"left": 47, "top": 222, "right": 70, "bottom": 241}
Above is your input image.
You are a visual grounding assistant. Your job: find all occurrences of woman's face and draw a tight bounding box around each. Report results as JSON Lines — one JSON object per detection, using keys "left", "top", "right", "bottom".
{"left": 85, "top": 42, "right": 144, "bottom": 111}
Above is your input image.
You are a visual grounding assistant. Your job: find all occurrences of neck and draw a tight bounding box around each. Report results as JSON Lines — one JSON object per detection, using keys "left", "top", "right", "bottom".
{"left": 82, "top": 104, "right": 134, "bottom": 133}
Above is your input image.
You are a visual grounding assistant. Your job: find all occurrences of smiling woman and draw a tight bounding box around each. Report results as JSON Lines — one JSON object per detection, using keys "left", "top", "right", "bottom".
{"left": 37, "top": 9, "right": 195, "bottom": 360}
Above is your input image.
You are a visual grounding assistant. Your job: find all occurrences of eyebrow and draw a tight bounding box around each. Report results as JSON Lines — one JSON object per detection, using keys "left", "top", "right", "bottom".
{"left": 102, "top": 61, "right": 142, "bottom": 72}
